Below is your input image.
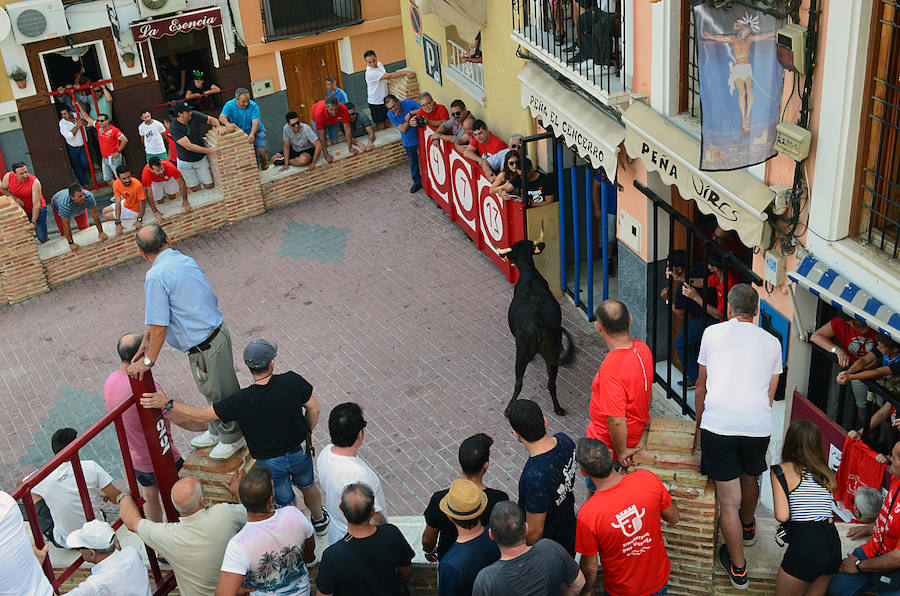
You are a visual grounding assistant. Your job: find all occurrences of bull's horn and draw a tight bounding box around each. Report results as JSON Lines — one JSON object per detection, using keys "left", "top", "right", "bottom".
{"left": 537, "top": 224, "right": 544, "bottom": 244}
{"left": 497, "top": 247, "right": 512, "bottom": 255}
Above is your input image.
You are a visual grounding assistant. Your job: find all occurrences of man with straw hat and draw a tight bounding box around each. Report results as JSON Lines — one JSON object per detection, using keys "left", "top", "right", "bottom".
{"left": 438, "top": 479, "right": 501, "bottom": 596}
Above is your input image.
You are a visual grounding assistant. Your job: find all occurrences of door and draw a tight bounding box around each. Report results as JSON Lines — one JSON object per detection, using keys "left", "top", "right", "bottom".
{"left": 281, "top": 42, "right": 341, "bottom": 125}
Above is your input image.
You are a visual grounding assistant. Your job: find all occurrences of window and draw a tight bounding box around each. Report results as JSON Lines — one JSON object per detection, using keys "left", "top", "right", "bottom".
{"left": 262, "top": 0, "right": 362, "bottom": 40}
{"left": 679, "top": 0, "right": 701, "bottom": 119}
{"left": 855, "top": 0, "right": 900, "bottom": 257}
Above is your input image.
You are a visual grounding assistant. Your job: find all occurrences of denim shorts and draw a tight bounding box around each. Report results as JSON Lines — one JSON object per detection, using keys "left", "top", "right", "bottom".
{"left": 253, "top": 128, "right": 267, "bottom": 150}
{"left": 256, "top": 448, "right": 314, "bottom": 507}
{"left": 136, "top": 457, "right": 184, "bottom": 487}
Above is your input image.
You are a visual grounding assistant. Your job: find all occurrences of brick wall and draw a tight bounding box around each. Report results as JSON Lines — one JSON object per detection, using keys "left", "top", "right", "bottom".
{"left": 389, "top": 75, "right": 420, "bottom": 100}
{"left": 0, "top": 130, "right": 405, "bottom": 305}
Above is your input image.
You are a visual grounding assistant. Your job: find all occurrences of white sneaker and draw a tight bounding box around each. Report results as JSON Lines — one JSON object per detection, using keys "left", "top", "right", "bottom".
{"left": 209, "top": 438, "right": 247, "bottom": 460}
{"left": 190, "top": 430, "right": 219, "bottom": 448}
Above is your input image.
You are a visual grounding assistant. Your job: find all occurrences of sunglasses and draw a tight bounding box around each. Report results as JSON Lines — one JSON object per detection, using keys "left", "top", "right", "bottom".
{"left": 451, "top": 111, "right": 462, "bottom": 117}
{"left": 98, "top": 118, "right": 108, "bottom": 123}
{"left": 509, "top": 161, "right": 519, "bottom": 167}
{"left": 511, "top": 144, "right": 521, "bottom": 149}
{"left": 289, "top": 122, "right": 301, "bottom": 127}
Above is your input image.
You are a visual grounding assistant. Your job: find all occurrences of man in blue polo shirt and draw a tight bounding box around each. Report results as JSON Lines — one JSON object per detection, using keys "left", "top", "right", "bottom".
{"left": 219, "top": 88, "right": 269, "bottom": 170}
{"left": 50, "top": 183, "right": 107, "bottom": 252}
{"left": 384, "top": 93, "right": 422, "bottom": 193}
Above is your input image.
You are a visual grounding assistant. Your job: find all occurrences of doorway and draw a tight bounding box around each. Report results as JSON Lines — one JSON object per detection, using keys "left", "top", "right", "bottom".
{"left": 152, "top": 31, "right": 216, "bottom": 104}
{"left": 281, "top": 42, "right": 341, "bottom": 125}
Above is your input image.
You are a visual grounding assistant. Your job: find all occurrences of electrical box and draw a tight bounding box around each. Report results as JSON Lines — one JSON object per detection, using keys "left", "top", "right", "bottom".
{"left": 619, "top": 210, "right": 641, "bottom": 254}
{"left": 774, "top": 122, "right": 812, "bottom": 161}
{"left": 765, "top": 250, "right": 785, "bottom": 286}
{"left": 777, "top": 24, "right": 807, "bottom": 75}
{"left": 0, "top": 113, "right": 21, "bottom": 134}
{"left": 251, "top": 79, "right": 274, "bottom": 98}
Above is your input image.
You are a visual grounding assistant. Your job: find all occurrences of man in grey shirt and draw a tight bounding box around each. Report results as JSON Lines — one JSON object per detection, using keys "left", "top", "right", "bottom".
{"left": 486, "top": 134, "right": 524, "bottom": 176}
{"left": 274, "top": 110, "right": 322, "bottom": 172}
{"left": 473, "top": 501, "right": 584, "bottom": 596}
{"left": 347, "top": 102, "right": 376, "bottom": 152}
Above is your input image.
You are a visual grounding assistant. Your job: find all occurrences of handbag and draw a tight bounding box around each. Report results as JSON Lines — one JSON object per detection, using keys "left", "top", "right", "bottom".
{"left": 771, "top": 464, "right": 792, "bottom": 546}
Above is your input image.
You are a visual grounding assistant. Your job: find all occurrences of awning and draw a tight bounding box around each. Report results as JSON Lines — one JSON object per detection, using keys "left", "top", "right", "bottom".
{"left": 789, "top": 253, "right": 900, "bottom": 341}
{"left": 417, "top": 0, "right": 485, "bottom": 41}
{"left": 623, "top": 102, "right": 775, "bottom": 249}
{"left": 131, "top": 7, "right": 222, "bottom": 43}
{"left": 518, "top": 63, "right": 624, "bottom": 179}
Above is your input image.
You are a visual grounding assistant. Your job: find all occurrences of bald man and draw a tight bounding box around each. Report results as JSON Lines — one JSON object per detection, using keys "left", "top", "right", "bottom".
{"left": 118, "top": 477, "right": 246, "bottom": 596}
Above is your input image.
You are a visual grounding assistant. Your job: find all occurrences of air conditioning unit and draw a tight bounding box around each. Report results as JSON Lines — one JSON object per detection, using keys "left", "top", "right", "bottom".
{"left": 137, "top": 0, "right": 188, "bottom": 19}
{"left": 6, "top": 0, "right": 68, "bottom": 45}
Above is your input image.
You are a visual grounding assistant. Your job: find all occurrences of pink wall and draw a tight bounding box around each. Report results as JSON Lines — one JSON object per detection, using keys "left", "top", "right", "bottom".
{"left": 632, "top": 0, "right": 653, "bottom": 99}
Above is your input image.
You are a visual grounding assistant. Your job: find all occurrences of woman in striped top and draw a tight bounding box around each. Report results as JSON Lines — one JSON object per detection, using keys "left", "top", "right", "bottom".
{"left": 770, "top": 420, "right": 841, "bottom": 596}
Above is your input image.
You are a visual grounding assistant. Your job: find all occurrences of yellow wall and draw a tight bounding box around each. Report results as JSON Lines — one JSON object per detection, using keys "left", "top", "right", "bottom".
{"left": 398, "top": 0, "right": 534, "bottom": 142}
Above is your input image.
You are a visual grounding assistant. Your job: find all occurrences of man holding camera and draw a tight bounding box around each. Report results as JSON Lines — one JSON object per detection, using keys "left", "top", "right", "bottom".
{"left": 384, "top": 94, "right": 422, "bottom": 193}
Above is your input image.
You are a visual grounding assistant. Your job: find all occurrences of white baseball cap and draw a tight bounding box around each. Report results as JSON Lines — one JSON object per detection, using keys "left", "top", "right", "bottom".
{"left": 66, "top": 519, "right": 116, "bottom": 550}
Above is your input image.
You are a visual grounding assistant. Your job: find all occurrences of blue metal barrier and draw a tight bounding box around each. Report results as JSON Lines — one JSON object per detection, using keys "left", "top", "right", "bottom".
{"left": 557, "top": 144, "right": 567, "bottom": 294}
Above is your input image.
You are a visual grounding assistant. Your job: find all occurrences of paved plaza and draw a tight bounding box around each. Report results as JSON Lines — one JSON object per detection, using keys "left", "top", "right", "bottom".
{"left": 0, "top": 164, "right": 681, "bottom": 515}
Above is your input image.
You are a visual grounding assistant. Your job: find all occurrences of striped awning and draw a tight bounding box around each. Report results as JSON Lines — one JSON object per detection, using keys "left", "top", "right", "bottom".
{"left": 788, "top": 254, "right": 900, "bottom": 341}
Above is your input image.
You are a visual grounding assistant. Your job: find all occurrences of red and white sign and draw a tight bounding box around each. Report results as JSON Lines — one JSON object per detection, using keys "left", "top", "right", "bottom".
{"left": 131, "top": 7, "right": 222, "bottom": 43}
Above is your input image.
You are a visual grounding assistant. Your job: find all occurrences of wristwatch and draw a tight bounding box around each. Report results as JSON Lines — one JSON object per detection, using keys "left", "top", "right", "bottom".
{"left": 831, "top": 346, "right": 839, "bottom": 354}
{"left": 163, "top": 398, "right": 174, "bottom": 413}
{"left": 143, "top": 356, "right": 154, "bottom": 367}
{"left": 855, "top": 558, "right": 862, "bottom": 571}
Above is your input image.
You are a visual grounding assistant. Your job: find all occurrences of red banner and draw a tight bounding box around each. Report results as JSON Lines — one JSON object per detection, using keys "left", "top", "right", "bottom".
{"left": 131, "top": 7, "right": 222, "bottom": 43}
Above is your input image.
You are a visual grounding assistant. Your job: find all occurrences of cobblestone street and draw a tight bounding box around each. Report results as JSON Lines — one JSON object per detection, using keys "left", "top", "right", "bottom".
{"left": 0, "top": 164, "right": 681, "bottom": 515}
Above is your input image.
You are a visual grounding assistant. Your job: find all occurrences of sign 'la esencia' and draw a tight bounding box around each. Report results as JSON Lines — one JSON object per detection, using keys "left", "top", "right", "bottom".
{"left": 131, "top": 7, "right": 222, "bottom": 43}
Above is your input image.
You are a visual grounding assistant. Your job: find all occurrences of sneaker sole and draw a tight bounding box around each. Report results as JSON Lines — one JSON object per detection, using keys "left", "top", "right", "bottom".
{"left": 314, "top": 527, "right": 328, "bottom": 537}
{"left": 718, "top": 546, "right": 749, "bottom": 591}
{"left": 743, "top": 535, "right": 757, "bottom": 547}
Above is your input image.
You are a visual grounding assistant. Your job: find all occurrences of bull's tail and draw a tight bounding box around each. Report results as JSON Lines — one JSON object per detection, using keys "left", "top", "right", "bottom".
{"left": 559, "top": 328, "right": 575, "bottom": 367}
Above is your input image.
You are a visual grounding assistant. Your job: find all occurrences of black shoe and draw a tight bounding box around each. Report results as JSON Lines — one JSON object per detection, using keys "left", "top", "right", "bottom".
{"left": 718, "top": 544, "right": 749, "bottom": 590}
{"left": 562, "top": 43, "right": 579, "bottom": 52}
{"left": 566, "top": 53, "right": 587, "bottom": 64}
{"left": 272, "top": 156, "right": 285, "bottom": 167}
{"left": 741, "top": 517, "right": 756, "bottom": 546}
{"left": 410, "top": 183, "right": 422, "bottom": 193}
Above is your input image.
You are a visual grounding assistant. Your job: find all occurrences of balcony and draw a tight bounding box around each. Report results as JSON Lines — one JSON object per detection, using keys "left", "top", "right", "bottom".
{"left": 510, "top": 0, "right": 628, "bottom": 105}
{"left": 262, "top": 0, "right": 362, "bottom": 40}
{"left": 443, "top": 39, "right": 486, "bottom": 106}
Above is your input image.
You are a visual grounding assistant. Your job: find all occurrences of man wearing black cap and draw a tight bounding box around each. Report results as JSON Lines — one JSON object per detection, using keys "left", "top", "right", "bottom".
{"left": 141, "top": 338, "right": 330, "bottom": 535}
{"left": 168, "top": 102, "right": 233, "bottom": 192}
{"left": 438, "top": 479, "right": 500, "bottom": 596}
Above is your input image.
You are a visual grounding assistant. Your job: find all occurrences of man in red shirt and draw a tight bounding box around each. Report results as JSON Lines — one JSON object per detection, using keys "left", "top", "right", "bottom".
{"left": 575, "top": 438, "right": 679, "bottom": 596}
{"left": 587, "top": 300, "right": 653, "bottom": 471}
{"left": 310, "top": 97, "right": 359, "bottom": 164}
{"left": 141, "top": 156, "right": 191, "bottom": 216}
{"left": 830, "top": 440, "right": 900, "bottom": 594}
{"left": 87, "top": 113, "right": 127, "bottom": 181}
{"left": 0, "top": 161, "right": 47, "bottom": 242}
{"left": 680, "top": 251, "right": 736, "bottom": 322}
{"left": 464, "top": 119, "right": 508, "bottom": 179}
{"left": 812, "top": 315, "right": 876, "bottom": 426}
{"left": 411, "top": 91, "right": 449, "bottom": 128}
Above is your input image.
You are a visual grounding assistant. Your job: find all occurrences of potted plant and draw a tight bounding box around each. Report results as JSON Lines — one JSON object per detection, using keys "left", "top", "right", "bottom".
{"left": 121, "top": 50, "right": 136, "bottom": 68}
{"left": 8, "top": 66, "right": 27, "bottom": 89}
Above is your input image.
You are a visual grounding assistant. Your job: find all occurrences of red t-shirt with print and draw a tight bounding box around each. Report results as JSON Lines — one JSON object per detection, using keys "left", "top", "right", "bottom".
{"left": 96, "top": 123, "right": 124, "bottom": 157}
{"left": 470, "top": 133, "right": 507, "bottom": 158}
{"left": 708, "top": 268, "right": 737, "bottom": 320}
{"left": 575, "top": 469, "right": 672, "bottom": 596}
{"left": 863, "top": 476, "right": 900, "bottom": 558}
{"left": 416, "top": 103, "right": 449, "bottom": 122}
{"left": 310, "top": 100, "right": 350, "bottom": 128}
{"left": 141, "top": 160, "right": 182, "bottom": 186}
{"left": 587, "top": 340, "right": 653, "bottom": 462}
{"left": 831, "top": 317, "right": 876, "bottom": 363}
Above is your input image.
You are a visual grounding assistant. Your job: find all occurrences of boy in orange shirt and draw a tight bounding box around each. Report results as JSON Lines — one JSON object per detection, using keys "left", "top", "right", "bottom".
{"left": 102, "top": 164, "right": 162, "bottom": 234}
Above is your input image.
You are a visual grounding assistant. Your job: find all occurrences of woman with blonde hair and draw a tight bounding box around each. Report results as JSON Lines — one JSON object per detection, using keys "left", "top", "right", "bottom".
{"left": 770, "top": 419, "right": 841, "bottom": 595}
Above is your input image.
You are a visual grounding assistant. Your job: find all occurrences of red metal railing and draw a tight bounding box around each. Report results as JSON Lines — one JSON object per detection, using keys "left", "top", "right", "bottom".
{"left": 151, "top": 87, "right": 235, "bottom": 110}
{"left": 11, "top": 371, "right": 180, "bottom": 595}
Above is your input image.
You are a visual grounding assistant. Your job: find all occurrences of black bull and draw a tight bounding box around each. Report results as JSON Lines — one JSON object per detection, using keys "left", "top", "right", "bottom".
{"left": 499, "top": 239, "right": 575, "bottom": 416}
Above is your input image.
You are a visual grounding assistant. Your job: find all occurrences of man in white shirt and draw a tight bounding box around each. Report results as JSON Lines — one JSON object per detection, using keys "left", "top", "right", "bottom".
{"left": 317, "top": 402, "right": 388, "bottom": 545}
{"left": 65, "top": 519, "right": 151, "bottom": 596}
{"left": 0, "top": 490, "right": 53, "bottom": 596}
{"left": 31, "top": 428, "right": 121, "bottom": 547}
{"left": 59, "top": 106, "right": 90, "bottom": 186}
{"left": 118, "top": 476, "right": 246, "bottom": 596}
{"left": 217, "top": 468, "right": 316, "bottom": 596}
{"left": 363, "top": 50, "right": 415, "bottom": 130}
{"left": 694, "top": 283, "right": 782, "bottom": 591}
{"left": 138, "top": 109, "right": 169, "bottom": 163}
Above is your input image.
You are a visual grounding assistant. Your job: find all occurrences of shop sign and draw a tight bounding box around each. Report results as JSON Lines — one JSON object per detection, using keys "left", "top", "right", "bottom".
{"left": 131, "top": 7, "right": 222, "bottom": 43}
{"left": 526, "top": 93, "right": 611, "bottom": 171}
{"left": 423, "top": 35, "right": 441, "bottom": 85}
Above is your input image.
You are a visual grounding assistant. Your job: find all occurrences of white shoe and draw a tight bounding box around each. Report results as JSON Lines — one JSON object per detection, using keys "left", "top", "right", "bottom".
{"left": 209, "top": 438, "right": 246, "bottom": 460}
{"left": 190, "top": 430, "right": 219, "bottom": 448}
{"left": 305, "top": 554, "right": 318, "bottom": 568}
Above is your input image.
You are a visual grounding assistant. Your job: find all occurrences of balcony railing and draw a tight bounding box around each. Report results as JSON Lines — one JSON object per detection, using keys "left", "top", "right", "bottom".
{"left": 511, "top": 0, "right": 627, "bottom": 102}
{"left": 262, "top": 0, "right": 362, "bottom": 40}
{"left": 446, "top": 40, "right": 485, "bottom": 91}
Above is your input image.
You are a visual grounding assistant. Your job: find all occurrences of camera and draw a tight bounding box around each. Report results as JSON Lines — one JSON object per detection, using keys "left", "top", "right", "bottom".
{"left": 414, "top": 115, "right": 426, "bottom": 128}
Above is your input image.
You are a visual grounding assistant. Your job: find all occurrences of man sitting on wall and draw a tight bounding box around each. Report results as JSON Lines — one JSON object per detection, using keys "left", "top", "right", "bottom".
{"left": 219, "top": 88, "right": 269, "bottom": 170}
{"left": 272, "top": 111, "right": 323, "bottom": 171}
{"left": 50, "top": 183, "right": 107, "bottom": 252}
{"left": 346, "top": 103, "right": 376, "bottom": 153}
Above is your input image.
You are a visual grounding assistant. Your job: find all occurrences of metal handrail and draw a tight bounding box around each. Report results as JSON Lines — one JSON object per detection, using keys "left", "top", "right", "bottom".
{"left": 447, "top": 40, "right": 485, "bottom": 90}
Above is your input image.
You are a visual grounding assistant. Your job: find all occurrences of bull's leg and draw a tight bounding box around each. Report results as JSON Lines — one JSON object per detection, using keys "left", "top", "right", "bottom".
{"left": 505, "top": 354, "right": 529, "bottom": 417}
{"left": 546, "top": 360, "right": 565, "bottom": 416}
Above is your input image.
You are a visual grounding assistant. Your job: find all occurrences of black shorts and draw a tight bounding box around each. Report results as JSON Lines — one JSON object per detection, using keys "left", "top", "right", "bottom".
{"left": 700, "top": 430, "right": 769, "bottom": 481}
{"left": 369, "top": 103, "right": 388, "bottom": 124}
{"left": 289, "top": 146, "right": 315, "bottom": 160}
{"left": 781, "top": 520, "right": 841, "bottom": 582}
{"left": 136, "top": 457, "right": 184, "bottom": 487}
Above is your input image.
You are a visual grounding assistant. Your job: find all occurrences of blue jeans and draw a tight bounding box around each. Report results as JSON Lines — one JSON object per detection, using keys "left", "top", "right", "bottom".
{"left": 675, "top": 316, "right": 706, "bottom": 383}
{"left": 28, "top": 206, "right": 48, "bottom": 242}
{"left": 828, "top": 547, "right": 900, "bottom": 595}
{"left": 605, "top": 582, "right": 667, "bottom": 596}
{"left": 405, "top": 145, "right": 421, "bottom": 186}
{"left": 66, "top": 144, "right": 90, "bottom": 185}
{"left": 255, "top": 449, "right": 315, "bottom": 507}
{"left": 325, "top": 123, "right": 340, "bottom": 142}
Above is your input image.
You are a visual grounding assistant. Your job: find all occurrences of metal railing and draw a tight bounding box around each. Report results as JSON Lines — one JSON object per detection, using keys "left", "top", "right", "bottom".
{"left": 447, "top": 40, "right": 485, "bottom": 91}
{"left": 11, "top": 372, "right": 180, "bottom": 595}
{"left": 511, "top": 0, "right": 626, "bottom": 97}
{"left": 262, "top": 0, "right": 362, "bottom": 40}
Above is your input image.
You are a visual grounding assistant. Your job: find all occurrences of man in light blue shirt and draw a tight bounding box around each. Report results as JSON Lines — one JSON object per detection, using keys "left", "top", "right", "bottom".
{"left": 384, "top": 94, "right": 422, "bottom": 193}
{"left": 127, "top": 223, "right": 244, "bottom": 460}
{"left": 219, "top": 88, "right": 269, "bottom": 170}
{"left": 50, "top": 183, "right": 107, "bottom": 252}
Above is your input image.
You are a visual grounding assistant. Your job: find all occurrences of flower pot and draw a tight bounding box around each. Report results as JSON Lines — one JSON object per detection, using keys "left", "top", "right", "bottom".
{"left": 124, "top": 58, "right": 135, "bottom": 68}
{"left": 14, "top": 79, "right": 26, "bottom": 89}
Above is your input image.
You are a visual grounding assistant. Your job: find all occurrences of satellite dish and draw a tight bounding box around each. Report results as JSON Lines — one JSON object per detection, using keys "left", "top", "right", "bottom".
{"left": 0, "top": 9, "right": 11, "bottom": 42}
